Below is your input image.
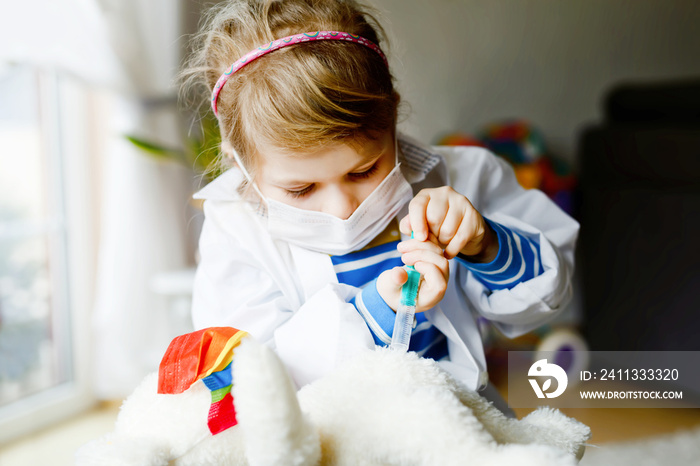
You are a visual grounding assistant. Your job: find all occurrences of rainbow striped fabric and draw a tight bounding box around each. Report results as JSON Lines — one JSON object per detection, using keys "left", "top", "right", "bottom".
{"left": 158, "top": 327, "right": 248, "bottom": 435}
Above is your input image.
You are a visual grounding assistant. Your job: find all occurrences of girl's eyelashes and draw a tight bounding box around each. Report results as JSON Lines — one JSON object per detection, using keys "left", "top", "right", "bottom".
{"left": 285, "top": 184, "right": 315, "bottom": 198}
{"left": 283, "top": 161, "right": 380, "bottom": 198}
{"left": 348, "top": 162, "right": 379, "bottom": 179}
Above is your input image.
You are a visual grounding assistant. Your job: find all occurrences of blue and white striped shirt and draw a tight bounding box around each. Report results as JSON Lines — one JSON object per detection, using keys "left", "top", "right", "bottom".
{"left": 330, "top": 220, "right": 449, "bottom": 360}
{"left": 456, "top": 219, "right": 544, "bottom": 289}
{"left": 332, "top": 217, "right": 542, "bottom": 360}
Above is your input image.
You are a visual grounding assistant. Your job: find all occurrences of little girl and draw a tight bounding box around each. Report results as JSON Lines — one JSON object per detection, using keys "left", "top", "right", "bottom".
{"left": 183, "top": 0, "right": 578, "bottom": 410}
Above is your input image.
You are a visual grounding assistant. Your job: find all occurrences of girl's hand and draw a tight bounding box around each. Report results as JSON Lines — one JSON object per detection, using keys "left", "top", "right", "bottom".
{"left": 399, "top": 186, "right": 498, "bottom": 262}
{"left": 376, "top": 233, "right": 449, "bottom": 312}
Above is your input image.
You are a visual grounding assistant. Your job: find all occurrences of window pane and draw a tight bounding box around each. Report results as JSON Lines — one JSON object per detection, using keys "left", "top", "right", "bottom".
{"left": 0, "top": 65, "right": 71, "bottom": 406}
{"left": 0, "top": 236, "right": 60, "bottom": 404}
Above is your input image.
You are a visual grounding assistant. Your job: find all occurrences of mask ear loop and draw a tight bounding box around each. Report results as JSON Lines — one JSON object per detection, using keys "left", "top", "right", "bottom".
{"left": 225, "top": 145, "right": 268, "bottom": 203}
{"left": 395, "top": 134, "right": 399, "bottom": 166}
{"left": 394, "top": 132, "right": 402, "bottom": 168}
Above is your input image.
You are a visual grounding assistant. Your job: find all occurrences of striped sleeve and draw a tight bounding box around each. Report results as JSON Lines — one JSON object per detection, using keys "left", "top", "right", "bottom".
{"left": 349, "top": 278, "right": 397, "bottom": 346}
{"left": 350, "top": 279, "right": 449, "bottom": 359}
{"left": 456, "top": 218, "right": 544, "bottom": 290}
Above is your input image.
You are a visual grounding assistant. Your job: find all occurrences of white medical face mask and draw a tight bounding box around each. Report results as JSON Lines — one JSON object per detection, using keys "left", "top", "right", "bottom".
{"left": 231, "top": 139, "right": 413, "bottom": 255}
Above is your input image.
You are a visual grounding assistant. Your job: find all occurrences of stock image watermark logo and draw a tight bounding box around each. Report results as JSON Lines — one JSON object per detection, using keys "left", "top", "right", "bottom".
{"left": 528, "top": 359, "right": 568, "bottom": 399}
{"left": 508, "top": 351, "right": 699, "bottom": 408}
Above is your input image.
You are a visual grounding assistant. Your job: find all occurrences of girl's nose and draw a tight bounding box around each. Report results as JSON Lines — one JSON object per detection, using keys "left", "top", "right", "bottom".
{"left": 322, "top": 185, "right": 360, "bottom": 220}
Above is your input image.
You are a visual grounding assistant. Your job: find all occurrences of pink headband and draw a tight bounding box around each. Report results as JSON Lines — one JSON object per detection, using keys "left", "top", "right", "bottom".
{"left": 210, "top": 30, "right": 388, "bottom": 116}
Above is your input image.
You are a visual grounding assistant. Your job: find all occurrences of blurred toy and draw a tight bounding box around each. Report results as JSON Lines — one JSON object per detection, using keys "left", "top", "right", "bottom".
{"left": 481, "top": 120, "right": 577, "bottom": 215}
{"left": 479, "top": 120, "right": 546, "bottom": 164}
{"left": 77, "top": 330, "right": 591, "bottom": 465}
{"left": 436, "top": 120, "right": 578, "bottom": 216}
{"left": 435, "top": 132, "right": 487, "bottom": 148}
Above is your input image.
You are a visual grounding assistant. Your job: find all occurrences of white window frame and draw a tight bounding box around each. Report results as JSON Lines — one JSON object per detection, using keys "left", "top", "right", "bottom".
{"left": 0, "top": 68, "right": 98, "bottom": 445}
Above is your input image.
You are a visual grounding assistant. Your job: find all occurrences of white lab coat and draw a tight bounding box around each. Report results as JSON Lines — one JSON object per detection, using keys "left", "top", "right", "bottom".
{"left": 191, "top": 134, "right": 579, "bottom": 392}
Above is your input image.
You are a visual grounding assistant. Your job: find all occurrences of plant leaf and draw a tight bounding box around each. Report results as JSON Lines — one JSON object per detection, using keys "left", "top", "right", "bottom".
{"left": 125, "top": 135, "right": 186, "bottom": 162}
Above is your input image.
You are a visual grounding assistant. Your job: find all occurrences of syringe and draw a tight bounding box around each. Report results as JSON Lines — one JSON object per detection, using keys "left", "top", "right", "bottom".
{"left": 390, "top": 233, "right": 422, "bottom": 352}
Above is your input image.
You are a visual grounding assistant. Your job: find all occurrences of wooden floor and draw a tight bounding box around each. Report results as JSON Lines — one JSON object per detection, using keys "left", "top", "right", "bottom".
{"left": 0, "top": 401, "right": 122, "bottom": 466}
{"left": 537, "top": 406, "right": 700, "bottom": 444}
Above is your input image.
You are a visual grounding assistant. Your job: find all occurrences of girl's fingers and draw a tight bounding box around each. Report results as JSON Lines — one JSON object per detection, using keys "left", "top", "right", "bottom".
{"left": 399, "top": 214, "right": 412, "bottom": 236}
{"left": 389, "top": 266, "right": 409, "bottom": 288}
{"left": 436, "top": 203, "right": 465, "bottom": 249}
{"left": 376, "top": 266, "right": 409, "bottom": 311}
{"left": 400, "top": 249, "right": 449, "bottom": 280}
{"left": 413, "top": 261, "right": 447, "bottom": 289}
{"left": 377, "top": 266, "right": 408, "bottom": 293}
{"left": 407, "top": 193, "right": 430, "bottom": 241}
{"left": 394, "top": 233, "right": 451, "bottom": 311}
{"left": 412, "top": 261, "right": 448, "bottom": 309}
{"left": 397, "top": 238, "right": 444, "bottom": 257}
{"left": 424, "top": 194, "right": 449, "bottom": 240}
{"left": 405, "top": 187, "right": 476, "bottom": 247}
{"left": 443, "top": 210, "right": 476, "bottom": 259}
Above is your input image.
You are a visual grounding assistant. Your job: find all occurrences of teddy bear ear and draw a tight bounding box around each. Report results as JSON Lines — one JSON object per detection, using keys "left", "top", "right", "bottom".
{"left": 232, "top": 338, "right": 321, "bottom": 466}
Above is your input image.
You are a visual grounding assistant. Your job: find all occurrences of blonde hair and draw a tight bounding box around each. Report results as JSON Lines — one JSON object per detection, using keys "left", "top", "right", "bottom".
{"left": 180, "top": 0, "right": 400, "bottom": 180}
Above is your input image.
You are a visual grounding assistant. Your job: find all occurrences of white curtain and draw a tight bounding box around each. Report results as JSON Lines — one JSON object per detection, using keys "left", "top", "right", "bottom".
{"left": 91, "top": 0, "right": 198, "bottom": 399}
{"left": 0, "top": 0, "right": 197, "bottom": 398}
{"left": 0, "top": 0, "right": 123, "bottom": 85}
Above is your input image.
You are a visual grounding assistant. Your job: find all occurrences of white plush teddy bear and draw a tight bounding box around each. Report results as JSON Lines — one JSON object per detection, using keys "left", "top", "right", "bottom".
{"left": 77, "top": 335, "right": 590, "bottom": 466}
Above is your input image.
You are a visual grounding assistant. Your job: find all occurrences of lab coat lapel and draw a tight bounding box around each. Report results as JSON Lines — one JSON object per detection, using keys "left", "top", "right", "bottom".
{"left": 289, "top": 244, "right": 338, "bottom": 302}
{"left": 426, "top": 280, "right": 489, "bottom": 390}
